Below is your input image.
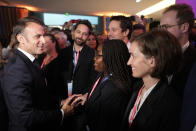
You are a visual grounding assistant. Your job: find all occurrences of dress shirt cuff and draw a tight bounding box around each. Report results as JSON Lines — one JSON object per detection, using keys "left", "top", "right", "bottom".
{"left": 61, "top": 109, "right": 64, "bottom": 120}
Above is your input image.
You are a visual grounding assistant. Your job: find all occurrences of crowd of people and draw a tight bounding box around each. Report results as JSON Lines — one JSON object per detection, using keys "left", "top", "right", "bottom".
{"left": 0, "top": 3, "right": 196, "bottom": 131}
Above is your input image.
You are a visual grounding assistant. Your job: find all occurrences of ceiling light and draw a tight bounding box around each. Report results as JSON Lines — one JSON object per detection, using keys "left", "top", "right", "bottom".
{"left": 95, "top": 12, "right": 130, "bottom": 17}
{"left": 136, "top": 0, "right": 176, "bottom": 16}
{"left": 136, "top": 0, "right": 142, "bottom": 3}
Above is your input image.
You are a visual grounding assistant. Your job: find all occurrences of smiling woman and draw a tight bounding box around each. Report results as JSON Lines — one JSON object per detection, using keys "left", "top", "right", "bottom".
{"left": 123, "top": 29, "right": 183, "bottom": 131}
{"left": 72, "top": 39, "right": 134, "bottom": 131}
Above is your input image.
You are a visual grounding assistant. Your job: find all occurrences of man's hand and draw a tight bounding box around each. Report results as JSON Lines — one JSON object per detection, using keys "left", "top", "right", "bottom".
{"left": 71, "top": 93, "right": 88, "bottom": 106}
{"left": 61, "top": 94, "right": 82, "bottom": 116}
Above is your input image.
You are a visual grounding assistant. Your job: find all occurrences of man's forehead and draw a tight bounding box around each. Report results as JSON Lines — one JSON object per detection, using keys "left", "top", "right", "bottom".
{"left": 76, "top": 24, "right": 89, "bottom": 31}
{"left": 161, "top": 10, "right": 178, "bottom": 23}
{"left": 109, "top": 20, "right": 121, "bottom": 27}
{"left": 24, "top": 23, "right": 44, "bottom": 34}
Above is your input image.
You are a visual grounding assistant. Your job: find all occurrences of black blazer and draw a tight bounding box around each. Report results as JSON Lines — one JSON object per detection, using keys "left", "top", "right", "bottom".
{"left": 85, "top": 76, "right": 130, "bottom": 131}
{"left": 42, "top": 56, "right": 68, "bottom": 101}
{"left": 1, "top": 50, "right": 62, "bottom": 131}
{"left": 59, "top": 44, "right": 97, "bottom": 94}
{"left": 171, "top": 44, "right": 196, "bottom": 99}
{"left": 121, "top": 78, "right": 180, "bottom": 131}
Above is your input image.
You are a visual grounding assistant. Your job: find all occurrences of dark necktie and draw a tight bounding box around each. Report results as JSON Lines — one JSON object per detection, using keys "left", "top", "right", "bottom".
{"left": 33, "top": 59, "right": 40, "bottom": 69}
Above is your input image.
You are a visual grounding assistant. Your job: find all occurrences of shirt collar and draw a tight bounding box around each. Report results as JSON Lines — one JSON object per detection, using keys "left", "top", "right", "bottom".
{"left": 127, "top": 41, "right": 131, "bottom": 50}
{"left": 17, "top": 48, "right": 35, "bottom": 62}
{"left": 182, "top": 41, "right": 190, "bottom": 53}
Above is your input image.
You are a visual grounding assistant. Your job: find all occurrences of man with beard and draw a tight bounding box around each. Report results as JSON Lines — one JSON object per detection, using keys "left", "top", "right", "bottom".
{"left": 59, "top": 20, "right": 97, "bottom": 131}
{"left": 60, "top": 20, "right": 96, "bottom": 95}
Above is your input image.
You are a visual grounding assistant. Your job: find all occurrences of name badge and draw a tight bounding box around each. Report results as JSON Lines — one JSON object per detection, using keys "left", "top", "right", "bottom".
{"left": 68, "top": 81, "right": 73, "bottom": 96}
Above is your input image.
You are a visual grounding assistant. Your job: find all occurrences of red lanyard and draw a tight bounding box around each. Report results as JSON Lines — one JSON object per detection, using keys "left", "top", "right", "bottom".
{"left": 129, "top": 86, "right": 143, "bottom": 127}
{"left": 41, "top": 55, "right": 53, "bottom": 69}
{"left": 88, "top": 77, "right": 101, "bottom": 99}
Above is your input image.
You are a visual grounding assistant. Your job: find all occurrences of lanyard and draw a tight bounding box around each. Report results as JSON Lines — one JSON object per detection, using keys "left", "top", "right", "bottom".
{"left": 129, "top": 86, "right": 143, "bottom": 127}
{"left": 88, "top": 76, "right": 109, "bottom": 99}
{"left": 41, "top": 55, "right": 54, "bottom": 69}
{"left": 73, "top": 50, "right": 80, "bottom": 73}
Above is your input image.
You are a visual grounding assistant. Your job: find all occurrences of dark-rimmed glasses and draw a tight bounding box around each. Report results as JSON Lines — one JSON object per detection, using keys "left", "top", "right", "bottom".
{"left": 158, "top": 24, "right": 182, "bottom": 29}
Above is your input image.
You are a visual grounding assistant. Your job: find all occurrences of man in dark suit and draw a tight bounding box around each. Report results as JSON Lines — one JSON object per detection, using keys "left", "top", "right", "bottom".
{"left": 1, "top": 17, "right": 76, "bottom": 131}
{"left": 160, "top": 3, "right": 196, "bottom": 100}
{"left": 180, "top": 61, "right": 196, "bottom": 131}
{"left": 60, "top": 20, "right": 97, "bottom": 95}
{"left": 108, "top": 15, "right": 132, "bottom": 50}
{"left": 59, "top": 20, "right": 97, "bottom": 131}
{"left": 0, "top": 69, "right": 8, "bottom": 131}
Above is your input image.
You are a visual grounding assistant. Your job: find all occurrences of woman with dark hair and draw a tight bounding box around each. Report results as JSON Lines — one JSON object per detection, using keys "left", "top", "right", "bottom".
{"left": 86, "top": 32, "right": 98, "bottom": 50}
{"left": 72, "top": 39, "right": 134, "bottom": 131}
{"left": 41, "top": 34, "right": 67, "bottom": 108}
{"left": 122, "top": 29, "right": 183, "bottom": 131}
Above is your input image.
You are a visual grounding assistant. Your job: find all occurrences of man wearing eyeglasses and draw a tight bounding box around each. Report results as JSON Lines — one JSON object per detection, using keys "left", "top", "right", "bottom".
{"left": 160, "top": 3, "right": 196, "bottom": 131}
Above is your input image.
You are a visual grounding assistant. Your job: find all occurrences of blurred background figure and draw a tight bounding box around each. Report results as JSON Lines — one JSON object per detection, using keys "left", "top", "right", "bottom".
{"left": 50, "top": 27, "right": 61, "bottom": 35}
{"left": 189, "top": 24, "right": 196, "bottom": 47}
{"left": 54, "top": 31, "right": 69, "bottom": 50}
{"left": 0, "top": 42, "right": 5, "bottom": 69}
{"left": 97, "top": 34, "right": 107, "bottom": 46}
{"left": 2, "top": 33, "right": 18, "bottom": 61}
{"left": 86, "top": 32, "right": 98, "bottom": 50}
{"left": 149, "top": 21, "right": 160, "bottom": 30}
{"left": 63, "top": 29, "right": 74, "bottom": 45}
{"left": 130, "top": 24, "right": 146, "bottom": 42}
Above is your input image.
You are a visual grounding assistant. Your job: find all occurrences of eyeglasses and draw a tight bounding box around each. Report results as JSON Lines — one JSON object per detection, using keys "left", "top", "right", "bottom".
{"left": 158, "top": 24, "right": 181, "bottom": 29}
{"left": 95, "top": 51, "right": 103, "bottom": 58}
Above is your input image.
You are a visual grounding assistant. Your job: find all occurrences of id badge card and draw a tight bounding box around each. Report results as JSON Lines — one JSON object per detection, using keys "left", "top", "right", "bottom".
{"left": 68, "top": 81, "right": 73, "bottom": 96}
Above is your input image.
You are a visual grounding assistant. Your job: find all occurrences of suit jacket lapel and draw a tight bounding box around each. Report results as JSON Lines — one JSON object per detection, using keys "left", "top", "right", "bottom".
{"left": 15, "top": 50, "right": 35, "bottom": 70}
{"left": 88, "top": 77, "right": 107, "bottom": 103}
{"left": 132, "top": 79, "right": 167, "bottom": 127}
{"left": 121, "top": 82, "right": 141, "bottom": 129}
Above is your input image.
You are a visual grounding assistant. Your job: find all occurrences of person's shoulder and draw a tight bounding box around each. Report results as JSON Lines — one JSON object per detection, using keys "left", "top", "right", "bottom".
{"left": 159, "top": 79, "right": 180, "bottom": 106}
{"left": 58, "top": 46, "right": 73, "bottom": 61}
{"left": 103, "top": 80, "right": 124, "bottom": 93}
{"left": 186, "top": 44, "right": 196, "bottom": 55}
{"left": 83, "top": 44, "right": 95, "bottom": 53}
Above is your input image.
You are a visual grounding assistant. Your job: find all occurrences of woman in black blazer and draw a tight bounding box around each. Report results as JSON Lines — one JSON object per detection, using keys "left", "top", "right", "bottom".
{"left": 41, "top": 34, "right": 67, "bottom": 108}
{"left": 72, "top": 40, "right": 134, "bottom": 131}
{"left": 122, "top": 29, "right": 183, "bottom": 131}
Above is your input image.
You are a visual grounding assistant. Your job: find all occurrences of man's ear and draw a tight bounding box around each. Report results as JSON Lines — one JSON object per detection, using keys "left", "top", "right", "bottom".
{"left": 123, "top": 29, "right": 129, "bottom": 37}
{"left": 181, "top": 22, "right": 189, "bottom": 33}
{"left": 16, "top": 34, "right": 25, "bottom": 44}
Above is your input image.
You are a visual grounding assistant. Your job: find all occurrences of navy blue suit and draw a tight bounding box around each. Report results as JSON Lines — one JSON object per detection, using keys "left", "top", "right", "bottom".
{"left": 0, "top": 68, "right": 8, "bottom": 131}
{"left": 180, "top": 61, "right": 196, "bottom": 131}
{"left": 171, "top": 44, "right": 196, "bottom": 99}
{"left": 1, "top": 50, "right": 62, "bottom": 131}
